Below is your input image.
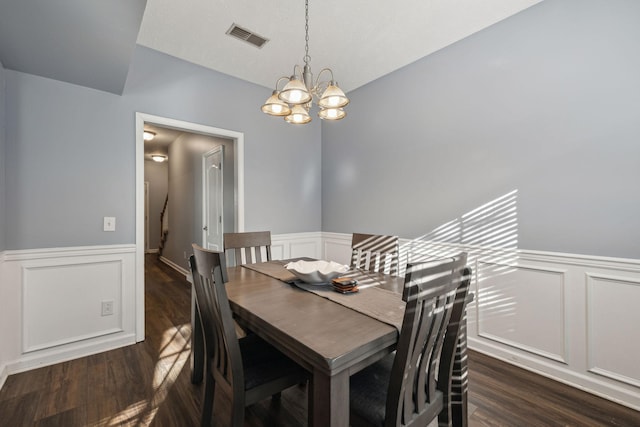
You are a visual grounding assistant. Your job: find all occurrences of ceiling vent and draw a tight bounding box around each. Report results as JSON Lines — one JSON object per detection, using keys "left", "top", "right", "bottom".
{"left": 226, "top": 24, "right": 269, "bottom": 48}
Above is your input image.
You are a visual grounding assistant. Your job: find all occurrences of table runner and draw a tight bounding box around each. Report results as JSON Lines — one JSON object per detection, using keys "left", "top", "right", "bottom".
{"left": 241, "top": 260, "right": 300, "bottom": 283}
{"left": 242, "top": 261, "right": 405, "bottom": 333}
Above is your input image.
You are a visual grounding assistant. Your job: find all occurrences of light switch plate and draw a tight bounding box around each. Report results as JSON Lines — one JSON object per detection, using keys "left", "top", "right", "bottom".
{"left": 103, "top": 217, "right": 116, "bottom": 232}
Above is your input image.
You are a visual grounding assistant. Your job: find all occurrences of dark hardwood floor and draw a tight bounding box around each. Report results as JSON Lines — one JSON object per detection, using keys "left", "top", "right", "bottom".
{"left": 0, "top": 254, "right": 638, "bottom": 426}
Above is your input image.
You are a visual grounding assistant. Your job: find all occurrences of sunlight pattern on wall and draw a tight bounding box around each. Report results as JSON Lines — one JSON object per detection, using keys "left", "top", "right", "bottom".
{"left": 399, "top": 190, "right": 519, "bottom": 270}
{"left": 398, "top": 190, "right": 520, "bottom": 333}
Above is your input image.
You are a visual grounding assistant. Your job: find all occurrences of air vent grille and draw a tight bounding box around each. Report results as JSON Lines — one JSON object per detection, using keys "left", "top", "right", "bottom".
{"left": 226, "top": 24, "right": 268, "bottom": 48}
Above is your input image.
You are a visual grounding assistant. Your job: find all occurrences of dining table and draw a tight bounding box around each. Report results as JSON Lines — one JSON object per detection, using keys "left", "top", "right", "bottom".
{"left": 190, "top": 259, "right": 470, "bottom": 427}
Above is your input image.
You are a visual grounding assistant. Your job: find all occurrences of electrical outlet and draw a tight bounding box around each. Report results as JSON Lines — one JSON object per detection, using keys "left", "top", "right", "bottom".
{"left": 103, "top": 217, "right": 116, "bottom": 232}
{"left": 101, "top": 300, "right": 114, "bottom": 316}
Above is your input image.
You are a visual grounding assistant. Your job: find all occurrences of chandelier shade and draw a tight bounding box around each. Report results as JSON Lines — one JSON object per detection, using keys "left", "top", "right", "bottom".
{"left": 279, "top": 78, "right": 312, "bottom": 104}
{"left": 318, "top": 84, "right": 349, "bottom": 109}
{"left": 318, "top": 107, "right": 346, "bottom": 121}
{"left": 261, "top": 91, "right": 292, "bottom": 116}
{"left": 284, "top": 104, "right": 312, "bottom": 124}
{"left": 261, "top": 0, "right": 349, "bottom": 125}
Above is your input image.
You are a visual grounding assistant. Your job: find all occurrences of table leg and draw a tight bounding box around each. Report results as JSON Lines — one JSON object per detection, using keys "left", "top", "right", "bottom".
{"left": 310, "top": 369, "right": 349, "bottom": 427}
{"left": 190, "top": 285, "right": 204, "bottom": 384}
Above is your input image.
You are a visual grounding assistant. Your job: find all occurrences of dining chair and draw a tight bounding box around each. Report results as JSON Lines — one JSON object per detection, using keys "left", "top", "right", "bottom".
{"left": 190, "top": 244, "right": 309, "bottom": 427}
{"left": 223, "top": 231, "right": 272, "bottom": 267}
{"left": 351, "top": 233, "right": 400, "bottom": 276}
{"left": 349, "top": 253, "right": 471, "bottom": 427}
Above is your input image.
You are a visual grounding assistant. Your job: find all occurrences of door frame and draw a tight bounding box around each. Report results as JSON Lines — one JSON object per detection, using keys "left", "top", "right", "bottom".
{"left": 144, "top": 181, "right": 150, "bottom": 253}
{"left": 135, "top": 112, "right": 245, "bottom": 342}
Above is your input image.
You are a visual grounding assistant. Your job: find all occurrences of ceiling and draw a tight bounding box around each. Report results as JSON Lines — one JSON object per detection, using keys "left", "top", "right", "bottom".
{"left": 137, "top": 0, "right": 542, "bottom": 93}
{"left": 0, "top": 0, "right": 542, "bottom": 156}
{"left": 143, "top": 125, "right": 184, "bottom": 161}
{"left": 0, "top": 0, "right": 147, "bottom": 95}
{"left": 0, "top": 0, "right": 541, "bottom": 97}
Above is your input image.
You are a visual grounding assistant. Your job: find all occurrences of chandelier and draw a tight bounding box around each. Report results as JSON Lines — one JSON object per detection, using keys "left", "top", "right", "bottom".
{"left": 261, "top": 0, "right": 349, "bottom": 125}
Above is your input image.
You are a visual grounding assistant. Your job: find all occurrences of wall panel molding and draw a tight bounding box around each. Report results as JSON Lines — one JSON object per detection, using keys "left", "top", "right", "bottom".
{"left": 586, "top": 273, "right": 640, "bottom": 389}
{"left": 475, "top": 261, "right": 568, "bottom": 363}
{"left": 22, "top": 258, "right": 126, "bottom": 352}
{"left": 1, "top": 244, "right": 136, "bottom": 379}
{"left": 272, "top": 232, "right": 322, "bottom": 260}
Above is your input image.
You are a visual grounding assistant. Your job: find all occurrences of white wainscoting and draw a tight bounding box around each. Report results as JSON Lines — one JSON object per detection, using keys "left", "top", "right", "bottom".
{"left": 2, "top": 235, "right": 639, "bottom": 411}
{"left": 586, "top": 273, "right": 640, "bottom": 389}
{"left": 0, "top": 250, "right": 8, "bottom": 389}
{"left": 0, "top": 245, "right": 137, "bottom": 385}
{"left": 406, "top": 240, "right": 640, "bottom": 411}
{"left": 321, "top": 233, "right": 640, "bottom": 410}
{"left": 271, "top": 232, "right": 323, "bottom": 260}
{"left": 322, "top": 232, "right": 353, "bottom": 265}
{"left": 475, "top": 261, "right": 568, "bottom": 364}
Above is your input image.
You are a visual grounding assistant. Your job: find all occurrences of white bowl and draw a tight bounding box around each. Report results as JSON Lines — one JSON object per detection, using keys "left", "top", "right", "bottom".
{"left": 285, "top": 260, "right": 350, "bottom": 284}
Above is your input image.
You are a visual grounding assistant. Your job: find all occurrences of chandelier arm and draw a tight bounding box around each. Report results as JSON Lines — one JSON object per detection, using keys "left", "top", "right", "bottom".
{"left": 314, "top": 68, "right": 335, "bottom": 91}
{"left": 275, "top": 76, "right": 291, "bottom": 91}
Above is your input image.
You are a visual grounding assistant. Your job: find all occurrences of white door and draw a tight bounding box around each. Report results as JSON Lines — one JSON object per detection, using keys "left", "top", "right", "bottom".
{"left": 202, "top": 146, "right": 224, "bottom": 250}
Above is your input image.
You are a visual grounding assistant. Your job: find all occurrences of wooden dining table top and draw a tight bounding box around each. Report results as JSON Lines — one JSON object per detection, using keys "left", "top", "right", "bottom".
{"left": 224, "top": 263, "right": 404, "bottom": 376}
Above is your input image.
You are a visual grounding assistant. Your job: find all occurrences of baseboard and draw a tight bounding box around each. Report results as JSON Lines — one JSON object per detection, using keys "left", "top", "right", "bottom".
{"left": 159, "top": 255, "right": 189, "bottom": 277}
{"left": 6, "top": 333, "right": 137, "bottom": 377}
{"left": 469, "top": 338, "right": 640, "bottom": 412}
{"left": 0, "top": 362, "right": 7, "bottom": 391}
{"left": 146, "top": 248, "right": 159, "bottom": 254}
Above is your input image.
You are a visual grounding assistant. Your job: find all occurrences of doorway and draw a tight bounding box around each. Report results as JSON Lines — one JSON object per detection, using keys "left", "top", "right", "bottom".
{"left": 135, "top": 112, "right": 245, "bottom": 342}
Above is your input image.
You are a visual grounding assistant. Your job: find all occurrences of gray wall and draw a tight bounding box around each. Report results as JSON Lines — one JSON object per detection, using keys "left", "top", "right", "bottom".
{"left": 163, "top": 133, "right": 236, "bottom": 270}
{"left": 0, "top": 61, "right": 5, "bottom": 251}
{"left": 144, "top": 159, "right": 168, "bottom": 250}
{"left": 4, "top": 46, "right": 322, "bottom": 250}
{"left": 322, "top": 0, "right": 640, "bottom": 259}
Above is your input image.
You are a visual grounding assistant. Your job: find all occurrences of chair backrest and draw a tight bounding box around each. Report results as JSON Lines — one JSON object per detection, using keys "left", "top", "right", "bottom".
{"left": 190, "top": 244, "right": 245, "bottom": 407}
{"left": 350, "top": 233, "right": 399, "bottom": 276}
{"left": 385, "top": 252, "right": 471, "bottom": 427}
{"left": 224, "top": 231, "right": 272, "bottom": 267}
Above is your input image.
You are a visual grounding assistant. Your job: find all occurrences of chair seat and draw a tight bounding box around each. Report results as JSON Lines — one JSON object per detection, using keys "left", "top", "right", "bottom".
{"left": 350, "top": 353, "right": 395, "bottom": 427}
{"left": 240, "top": 333, "right": 307, "bottom": 400}
{"left": 350, "top": 353, "right": 444, "bottom": 427}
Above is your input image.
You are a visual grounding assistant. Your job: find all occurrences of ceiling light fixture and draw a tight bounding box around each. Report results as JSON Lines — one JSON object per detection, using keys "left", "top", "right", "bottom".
{"left": 151, "top": 154, "right": 167, "bottom": 162}
{"left": 143, "top": 130, "right": 156, "bottom": 141}
{"left": 261, "top": 0, "right": 349, "bottom": 125}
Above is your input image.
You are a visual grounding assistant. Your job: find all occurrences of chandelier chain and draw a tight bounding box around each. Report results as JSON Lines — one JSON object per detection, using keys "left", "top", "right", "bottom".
{"left": 261, "top": 0, "right": 349, "bottom": 124}
{"left": 304, "top": 0, "right": 311, "bottom": 65}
